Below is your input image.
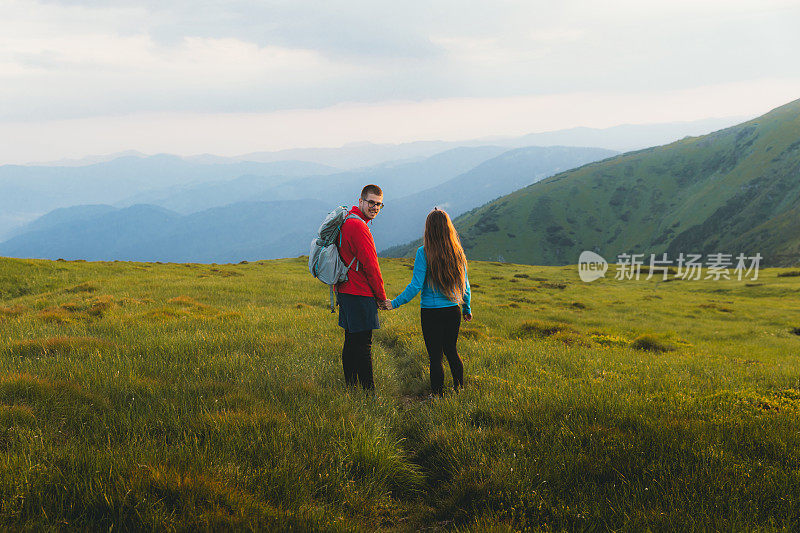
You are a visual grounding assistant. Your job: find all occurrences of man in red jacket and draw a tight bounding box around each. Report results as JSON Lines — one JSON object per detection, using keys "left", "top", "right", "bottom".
{"left": 337, "top": 184, "right": 387, "bottom": 390}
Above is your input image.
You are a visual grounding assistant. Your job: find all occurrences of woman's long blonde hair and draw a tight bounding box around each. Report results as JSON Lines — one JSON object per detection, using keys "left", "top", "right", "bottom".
{"left": 424, "top": 208, "right": 467, "bottom": 304}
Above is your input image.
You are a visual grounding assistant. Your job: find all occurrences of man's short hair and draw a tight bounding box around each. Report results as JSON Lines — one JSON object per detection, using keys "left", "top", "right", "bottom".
{"left": 361, "top": 184, "right": 383, "bottom": 199}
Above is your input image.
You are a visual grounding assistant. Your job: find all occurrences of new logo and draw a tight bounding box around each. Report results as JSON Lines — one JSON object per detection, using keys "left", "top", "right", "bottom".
{"left": 578, "top": 251, "right": 608, "bottom": 282}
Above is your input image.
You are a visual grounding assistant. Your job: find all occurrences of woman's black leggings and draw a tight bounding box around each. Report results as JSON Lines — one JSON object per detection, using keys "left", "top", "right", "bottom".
{"left": 421, "top": 306, "right": 464, "bottom": 395}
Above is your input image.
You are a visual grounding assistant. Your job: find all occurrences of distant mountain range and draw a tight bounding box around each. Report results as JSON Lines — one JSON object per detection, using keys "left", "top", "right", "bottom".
{"left": 0, "top": 202, "right": 330, "bottom": 263}
{"left": 387, "top": 98, "right": 800, "bottom": 267}
{"left": 0, "top": 156, "right": 338, "bottom": 239}
{"left": 199, "top": 118, "right": 736, "bottom": 167}
{"left": 123, "top": 145, "right": 510, "bottom": 214}
{"left": 1, "top": 116, "right": 741, "bottom": 239}
{"left": 3, "top": 108, "right": 785, "bottom": 265}
{"left": 28, "top": 116, "right": 741, "bottom": 169}
{"left": 0, "top": 145, "right": 617, "bottom": 262}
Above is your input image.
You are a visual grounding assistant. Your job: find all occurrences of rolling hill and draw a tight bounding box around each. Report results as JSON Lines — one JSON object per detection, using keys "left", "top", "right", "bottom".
{"left": 387, "top": 98, "right": 800, "bottom": 267}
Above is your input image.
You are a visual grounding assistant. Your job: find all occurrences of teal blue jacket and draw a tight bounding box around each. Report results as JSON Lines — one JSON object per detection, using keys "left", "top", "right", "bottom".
{"left": 391, "top": 246, "right": 471, "bottom": 314}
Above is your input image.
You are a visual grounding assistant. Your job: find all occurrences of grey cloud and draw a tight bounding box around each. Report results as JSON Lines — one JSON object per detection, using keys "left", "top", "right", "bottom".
{"left": 33, "top": 1, "right": 564, "bottom": 61}
{"left": 40, "top": 0, "right": 445, "bottom": 59}
{"left": 7, "top": 1, "right": 800, "bottom": 123}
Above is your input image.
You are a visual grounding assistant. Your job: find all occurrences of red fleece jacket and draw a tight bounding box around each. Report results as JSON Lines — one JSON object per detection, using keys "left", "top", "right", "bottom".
{"left": 337, "top": 206, "right": 387, "bottom": 300}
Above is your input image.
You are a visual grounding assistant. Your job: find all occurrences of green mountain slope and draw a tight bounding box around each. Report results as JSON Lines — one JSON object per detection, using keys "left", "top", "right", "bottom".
{"left": 392, "top": 98, "right": 800, "bottom": 266}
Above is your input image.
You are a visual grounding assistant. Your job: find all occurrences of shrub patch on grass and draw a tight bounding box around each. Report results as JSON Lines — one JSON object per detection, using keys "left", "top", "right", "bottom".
{"left": 64, "top": 282, "right": 97, "bottom": 293}
{"left": 630, "top": 334, "right": 675, "bottom": 352}
{"left": 460, "top": 328, "right": 482, "bottom": 340}
{"left": 589, "top": 332, "right": 628, "bottom": 347}
{"left": 37, "top": 307, "right": 89, "bottom": 324}
{"left": 168, "top": 295, "right": 206, "bottom": 307}
{"left": 139, "top": 307, "right": 191, "bottom": 321}
{"left": 0, "top": 404, "right": 38, "bottom": 431}
{"left": 207, "top": 269, "right": 244, "bottom": 277}
{"left": 87, "top": 295, "right": 116, "bottom": 316}
{"left": 551, "top": 330, "right": 590, "bottom": 346}
{"left": 0, "top": 305, "right": 26, "bottom": 317}
{"left": 699, "top": 303, "right": 734, "bottom": 313}
{"left": 514, "top": 320, "right": 575, "bottom": 339}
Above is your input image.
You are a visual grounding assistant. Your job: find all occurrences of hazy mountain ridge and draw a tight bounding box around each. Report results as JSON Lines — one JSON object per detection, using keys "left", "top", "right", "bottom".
{"left": 6, "top": 205, "right": 118, "bottom": 239}
{"left": 2, "top": 145, "right": 618, "bottom": 262}
{"left": 46, "top": 116, "right": 733, "bottom": 168}
{"left": 125, "top": 146, "right": 509, "bottom": 214}
{"left": 1, "top": 112, "right": 776, "bottom": 264}
{"left": 0, "top": 116, "right": 744, "bottom": 240}
{"left": 0, "top": 156, "right": 339, "bottom": 238}
{"left": 386, "top": 99, "right": 800, "bottom": 266}
{"left": 0, "top": 201, "right": 330, "bottom": 263}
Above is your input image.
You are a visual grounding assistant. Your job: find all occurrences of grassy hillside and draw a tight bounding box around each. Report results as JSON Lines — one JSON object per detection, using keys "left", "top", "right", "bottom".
{"left": 1, "top": 256, "right": 799, "bottom": 530}
{"left": 392, "top": 98, "right": 800, "bottom": 266}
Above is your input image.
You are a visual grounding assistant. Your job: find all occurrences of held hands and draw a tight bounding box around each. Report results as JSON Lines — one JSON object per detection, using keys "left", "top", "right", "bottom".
{"left": 377, "top": 299, "right": 393, "bottom": 310}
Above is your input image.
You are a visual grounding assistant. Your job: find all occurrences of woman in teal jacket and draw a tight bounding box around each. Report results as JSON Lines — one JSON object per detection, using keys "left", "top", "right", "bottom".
{"left": 386, "top": 208, "right": 472, "bottom": 395}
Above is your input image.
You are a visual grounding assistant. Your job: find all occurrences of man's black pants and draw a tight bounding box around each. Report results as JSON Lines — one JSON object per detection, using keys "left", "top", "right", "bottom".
{"left": 421, "top": 306, "right": 464, "bottom": 395}
{"left": 342, "top": 330, "right": 374, "bottom": 390}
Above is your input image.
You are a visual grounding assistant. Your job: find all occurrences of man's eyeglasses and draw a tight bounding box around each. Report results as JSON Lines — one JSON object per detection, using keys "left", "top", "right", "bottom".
{"left": 363, "top": 199, "right": 384, "bottom": 209}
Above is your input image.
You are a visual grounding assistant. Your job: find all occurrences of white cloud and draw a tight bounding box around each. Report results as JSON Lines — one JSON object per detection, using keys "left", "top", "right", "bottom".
{"left": 430, "top": 36, "right": 552, "bottom": 66}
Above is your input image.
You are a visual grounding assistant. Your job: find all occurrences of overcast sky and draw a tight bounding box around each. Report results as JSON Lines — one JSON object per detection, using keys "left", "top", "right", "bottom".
{"left": 1, "top": 0, "right": 799, "bottom": 164}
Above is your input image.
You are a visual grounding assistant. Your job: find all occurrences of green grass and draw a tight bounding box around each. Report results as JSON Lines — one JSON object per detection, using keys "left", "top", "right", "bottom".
{"left": 1, "top": 255, "right": 799, "bottom": 530}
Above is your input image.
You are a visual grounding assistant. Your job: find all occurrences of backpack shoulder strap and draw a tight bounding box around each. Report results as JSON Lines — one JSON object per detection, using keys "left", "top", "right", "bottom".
{"left": 338, "top": 213, "right": 363, "bottom": 271}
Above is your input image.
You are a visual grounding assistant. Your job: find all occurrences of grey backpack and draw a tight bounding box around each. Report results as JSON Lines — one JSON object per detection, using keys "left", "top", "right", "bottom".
{"left": 309, "top": 206, "right": 361, "bottom": 312}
